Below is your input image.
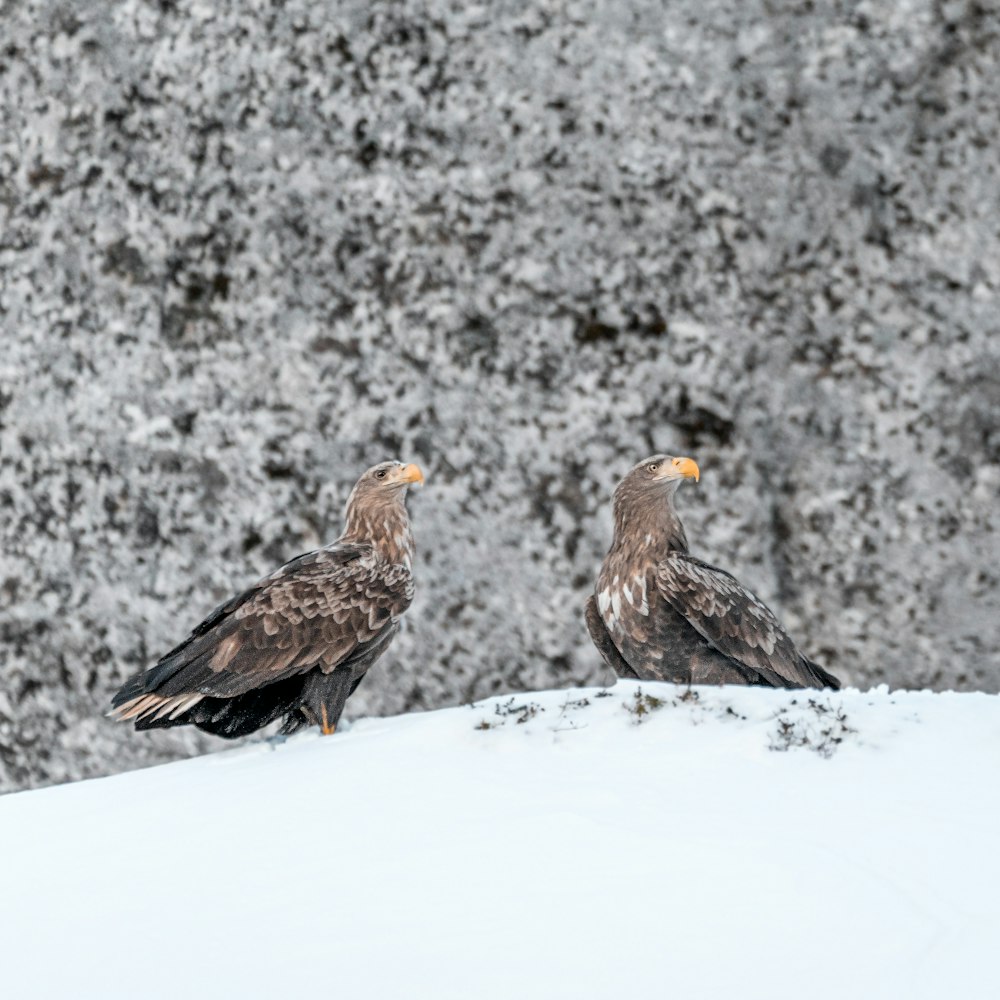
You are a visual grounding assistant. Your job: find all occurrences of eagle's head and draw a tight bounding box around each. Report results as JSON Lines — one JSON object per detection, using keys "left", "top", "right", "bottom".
{"left": 345, "top": 460, "right": 424, "bottom": 514}
{"left": 617, "top": 454, "right": 700, "bottom": 498}
{"left": 610, "top": 454, "right": 700, "bottom": 550}
{"left": 342, "top": 461, "right": 424, "bottom": 562}
{"left": 359, "top": 460, "right": 424, "bottom": 491}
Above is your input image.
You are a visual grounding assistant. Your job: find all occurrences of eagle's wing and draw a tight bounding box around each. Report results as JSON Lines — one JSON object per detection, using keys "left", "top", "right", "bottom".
{"left": 111, "top": 543, "right": 414, "bottom": 720}
{"left": 654, "top": 553, "right": 836, "bottom": 689}
{"left": 584, "top": 595, "right": 640, "bottom": 679}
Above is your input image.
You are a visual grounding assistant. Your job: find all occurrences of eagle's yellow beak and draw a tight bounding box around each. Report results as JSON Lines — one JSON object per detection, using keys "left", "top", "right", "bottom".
{"left": 671, "top": 457, "right": 700, "bottom": 482}
{"left": 400, "top": 463, "right": 424, "bottom": 485}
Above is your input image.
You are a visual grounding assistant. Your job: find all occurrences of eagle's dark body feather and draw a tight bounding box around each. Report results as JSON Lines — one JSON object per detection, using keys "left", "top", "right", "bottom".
{"left": 586, "top": 456, "right": 839, "bottom": 690}
{"left": 110, "top": 462, "right": 420, "bottom": 737}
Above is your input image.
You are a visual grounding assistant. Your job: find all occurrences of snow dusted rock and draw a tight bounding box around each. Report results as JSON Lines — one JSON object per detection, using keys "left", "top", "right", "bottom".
{"left": 2, "top": 0, "right": 999, "bottom": 790}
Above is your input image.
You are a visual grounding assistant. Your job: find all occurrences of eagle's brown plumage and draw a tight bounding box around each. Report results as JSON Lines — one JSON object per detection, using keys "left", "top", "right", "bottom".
{"left": 109, "top": 461, "right": 423, "bottom": 738}
{"left": 586, "top": 455, "right": 839, "bottom": 690}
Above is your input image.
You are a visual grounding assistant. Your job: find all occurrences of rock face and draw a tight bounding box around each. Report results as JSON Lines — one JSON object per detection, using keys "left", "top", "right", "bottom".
{"left": 2, "top": 0, "right": 999, "bottom": 791}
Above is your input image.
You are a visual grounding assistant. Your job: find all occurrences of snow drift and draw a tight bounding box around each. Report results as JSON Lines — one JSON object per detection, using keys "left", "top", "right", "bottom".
{"left": 1, "top": 681, "right": 998, "bottom": 999}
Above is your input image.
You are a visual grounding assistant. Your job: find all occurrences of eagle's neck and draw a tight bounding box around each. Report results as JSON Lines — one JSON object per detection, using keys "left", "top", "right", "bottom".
{"left": 341, "top": 498, "right": 415, "bottom": 570}
{"left": 610, "top": 489, "right": 688, "bottom": 559}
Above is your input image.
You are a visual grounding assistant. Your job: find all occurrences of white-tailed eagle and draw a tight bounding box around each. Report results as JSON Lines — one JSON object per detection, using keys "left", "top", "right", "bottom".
{"left": 110, "top": 461, "right": 423, "bottom": 737}
{"left": 586, "top": 455, "right": 838, "bottom": 689}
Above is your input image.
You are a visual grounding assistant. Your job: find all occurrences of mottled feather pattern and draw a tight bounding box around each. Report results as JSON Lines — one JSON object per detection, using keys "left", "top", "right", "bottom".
{"left": 226, "top": 546, "right": 410, "bottom": 671}
{"left": 655, "top": 555, "right": 805, "bottom": 682}
{"left": 178, "top": 544, "right": 413, "bottom": 695}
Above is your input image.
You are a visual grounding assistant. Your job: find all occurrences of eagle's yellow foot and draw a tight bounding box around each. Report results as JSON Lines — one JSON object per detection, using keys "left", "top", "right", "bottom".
{"left": 320, "top": 704, "right": 336, "bottom": 736}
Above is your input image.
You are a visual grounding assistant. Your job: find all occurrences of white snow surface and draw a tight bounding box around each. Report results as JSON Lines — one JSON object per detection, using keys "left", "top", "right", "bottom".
{"left": 1, "top": 681, "right": 998, "bottom": 999}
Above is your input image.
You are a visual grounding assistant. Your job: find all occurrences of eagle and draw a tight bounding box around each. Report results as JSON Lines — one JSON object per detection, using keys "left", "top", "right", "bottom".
{"left": 109, "top": 460, "right": 424, "bottom": 738}
{"left": 585, "top": 455, "right": 839, "bottom": 690}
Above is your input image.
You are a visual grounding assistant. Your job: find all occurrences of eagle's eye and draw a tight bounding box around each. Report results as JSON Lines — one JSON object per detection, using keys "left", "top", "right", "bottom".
{"left": 375, "top": 469, "right": 388, "bottom": 480}
{"left": 647, "top": 463, "right": 659, "bottom": 473}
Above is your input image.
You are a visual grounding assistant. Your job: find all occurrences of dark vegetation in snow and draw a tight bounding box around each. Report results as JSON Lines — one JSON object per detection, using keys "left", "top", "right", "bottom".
{"left": 769, "top": 697, "right": 858, "bottom": 758}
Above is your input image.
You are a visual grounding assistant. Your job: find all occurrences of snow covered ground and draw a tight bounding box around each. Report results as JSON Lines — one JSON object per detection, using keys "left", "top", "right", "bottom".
{"left": 1, "top": 681, "right": 998, "bottom": 999}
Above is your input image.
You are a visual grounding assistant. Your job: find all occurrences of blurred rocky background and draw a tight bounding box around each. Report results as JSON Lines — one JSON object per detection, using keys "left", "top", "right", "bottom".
{"left": 2, "top": 0, "right": 999, "bottom": 791}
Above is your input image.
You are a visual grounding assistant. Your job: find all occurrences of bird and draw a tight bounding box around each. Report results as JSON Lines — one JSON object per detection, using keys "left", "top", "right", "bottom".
{"left": 109, "top": 460, "right": 424, "bottom": 738}
{"left": 585, "top": 454, "right": 839, "bottom": 690}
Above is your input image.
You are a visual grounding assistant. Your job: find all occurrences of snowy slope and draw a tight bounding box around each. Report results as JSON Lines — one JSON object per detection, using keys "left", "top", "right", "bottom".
{"left": 1, "top": 682, "right": 998, "bottom": 1000}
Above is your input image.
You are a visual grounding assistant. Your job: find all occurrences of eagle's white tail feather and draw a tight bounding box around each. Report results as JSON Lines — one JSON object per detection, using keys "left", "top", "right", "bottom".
{"left": 109, "top": 692, "right": 205, "bottom": 723}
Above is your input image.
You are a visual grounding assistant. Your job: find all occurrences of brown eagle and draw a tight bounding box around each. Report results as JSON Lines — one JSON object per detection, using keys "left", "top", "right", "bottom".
{"left": 585, "top": 455, "right": 839, "bottom": 690}
{"left": 109, "top": 461, "right": 424, "bottom": 738}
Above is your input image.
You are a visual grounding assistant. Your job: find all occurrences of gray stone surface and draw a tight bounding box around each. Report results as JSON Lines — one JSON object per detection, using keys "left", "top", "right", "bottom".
{"left": 2, "top": 0, "right": 999, "bottom": 792}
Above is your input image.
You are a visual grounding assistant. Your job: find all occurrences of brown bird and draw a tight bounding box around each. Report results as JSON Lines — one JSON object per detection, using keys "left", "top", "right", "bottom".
{"left": 585, "top": 455, "right": 838, "bottom": 689}
{"left": 110, "top": 461, "right": 424, "bottom": 738}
